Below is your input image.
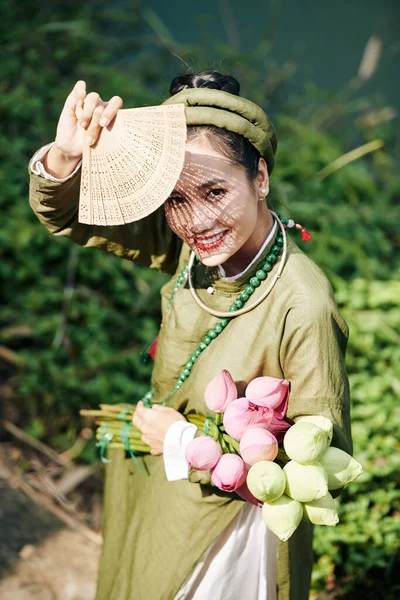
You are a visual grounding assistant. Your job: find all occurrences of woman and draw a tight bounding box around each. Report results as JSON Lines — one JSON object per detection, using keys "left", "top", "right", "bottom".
{"left": 29, "top": 71, "right": 352, "bottom": 600}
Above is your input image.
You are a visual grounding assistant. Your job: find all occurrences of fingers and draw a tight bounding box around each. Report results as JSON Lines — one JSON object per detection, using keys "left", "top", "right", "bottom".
{"left": 81, "top": 93, "right": 123, "bottom": 146}
{"left": 86, "top": 105, "right": 104, "bottom": 146}
{"left": 141, "top": 435, "right": 163, "bottom": 455}
{"left": 98, "top": 95, "right": 123, "bottom": 128}
{"left": 79, "top": 91, "right": 105, "bottom": 129}
{"left": 64, "top": 80, "right": 86, "bottom": 113}
{"left": 132, "top": 401, "right": 146, "bottom": 430}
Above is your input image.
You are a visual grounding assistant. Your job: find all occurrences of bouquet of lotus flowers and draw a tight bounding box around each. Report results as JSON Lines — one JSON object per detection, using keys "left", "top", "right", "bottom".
{"left": 80, "top": 369, "right": 362, "bottom": 541}
{"left": 185, "top": 369, "right": 363, "bottom": 542}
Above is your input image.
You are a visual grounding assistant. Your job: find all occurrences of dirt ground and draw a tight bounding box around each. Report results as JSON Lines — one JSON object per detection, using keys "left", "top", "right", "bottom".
{"left": 0, "top": 447, "right": 102, "bottom": 600}
{"left": 0, "top": 527, "right": 100, "bottom": 600}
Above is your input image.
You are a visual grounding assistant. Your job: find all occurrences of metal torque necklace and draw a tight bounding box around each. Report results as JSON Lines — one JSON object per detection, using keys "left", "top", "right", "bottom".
{"left": 142, "top": 212, "right": 287, "bottom": 408}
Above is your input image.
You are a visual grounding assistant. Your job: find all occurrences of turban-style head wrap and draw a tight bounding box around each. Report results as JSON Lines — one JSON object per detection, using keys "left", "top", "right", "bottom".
{"left": 163, "top": 88, "right": 278, "bottom": 174}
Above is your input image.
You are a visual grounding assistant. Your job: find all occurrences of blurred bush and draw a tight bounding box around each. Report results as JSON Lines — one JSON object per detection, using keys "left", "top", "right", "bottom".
{"left": 1, "top": 1, "right": 399, "bottom": 597}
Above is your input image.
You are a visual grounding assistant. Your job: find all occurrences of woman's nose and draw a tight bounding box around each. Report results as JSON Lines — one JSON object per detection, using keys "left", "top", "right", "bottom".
{"left": 189, "top": 203, "right": 215, "bottom": 235}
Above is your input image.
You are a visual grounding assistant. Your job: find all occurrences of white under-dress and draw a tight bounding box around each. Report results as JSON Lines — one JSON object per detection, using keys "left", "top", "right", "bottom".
{"left": 31, "top": 145, "right": 279, "bottom": 600}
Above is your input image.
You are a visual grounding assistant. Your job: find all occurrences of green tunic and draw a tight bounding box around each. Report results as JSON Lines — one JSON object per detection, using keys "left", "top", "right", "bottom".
{"left": 29, "top": 159, "right": 352, "bottom": 600}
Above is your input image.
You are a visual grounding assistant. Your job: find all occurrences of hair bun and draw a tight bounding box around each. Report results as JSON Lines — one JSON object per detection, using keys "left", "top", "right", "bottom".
{"left": 169, "top": 71, "right": 240, "bottom": 97}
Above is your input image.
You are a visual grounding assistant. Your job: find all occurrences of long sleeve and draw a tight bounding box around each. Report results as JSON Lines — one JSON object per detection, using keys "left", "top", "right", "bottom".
{"left": 31, "top": 142, "right": 82, "bottom": 183}
{"left": 28, "top": 146, "right": 182, "bottom": 273}
{"left": 280, "top": 296, "right": 352, "bottom": 458}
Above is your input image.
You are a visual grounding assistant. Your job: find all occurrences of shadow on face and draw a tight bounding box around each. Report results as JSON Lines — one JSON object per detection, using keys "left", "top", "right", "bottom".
{"left": 164, "top": 150, "right": 262, "bottom": 266}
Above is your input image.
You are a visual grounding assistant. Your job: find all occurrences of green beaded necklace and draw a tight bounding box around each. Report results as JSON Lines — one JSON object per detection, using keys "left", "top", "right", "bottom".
{"left": 142, "top": 215, "right": 288, "bottom": 408}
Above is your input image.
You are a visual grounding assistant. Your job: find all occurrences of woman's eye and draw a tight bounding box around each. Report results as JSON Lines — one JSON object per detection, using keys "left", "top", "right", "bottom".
{"left": 168, "top": 195, "right": 185, "bottom": 205}
{"left": 208, "top": 188, "right": 226, "bottom": 198}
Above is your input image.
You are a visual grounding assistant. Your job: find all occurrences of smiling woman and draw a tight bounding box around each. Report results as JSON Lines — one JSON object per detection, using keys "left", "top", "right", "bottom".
{"left": 164, "top": 148, "right": 273, "bottom": 276}
{"left": 28, "top": 71, "right": 352, "bottom": 600}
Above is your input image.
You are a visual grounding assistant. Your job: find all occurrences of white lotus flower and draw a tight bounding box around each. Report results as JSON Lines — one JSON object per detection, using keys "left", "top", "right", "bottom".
{"left": 262, "top": 494, "right": 303, "bottom": 542}
{"left": 283, "top": 421, "right": 329, "bottom": 465}
{"left": 246, "top": 461, "right": 286, "bottom": 503}
{"left": 319, "top": 447, "right": 363, "bottom": 490}
{"left": 303, "top": 493, "right": 339, "bottom": 526}
{"left": 284, "top": 460, "right": 328, "bottom": 502}
{"left": 298, "top": 416, "right": 334, "bottom": 444}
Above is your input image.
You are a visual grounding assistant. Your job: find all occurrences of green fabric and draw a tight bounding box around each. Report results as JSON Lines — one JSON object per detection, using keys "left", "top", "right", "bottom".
{"left": 163, "top": 88, "right": 277, "bottom": 173}
{"left": 29, "top": 162, "right": 352, "bottom": 600}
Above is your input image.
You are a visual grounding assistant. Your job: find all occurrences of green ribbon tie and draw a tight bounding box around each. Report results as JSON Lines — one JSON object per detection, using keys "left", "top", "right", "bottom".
{"left": 95, "top": 422, "right": 113, "bottom": 464}
{"left": 117, "top": 407, "right": 132, "bottom": 421}
{"left": 120, "top": 421, "right": 146, "bottom": 474}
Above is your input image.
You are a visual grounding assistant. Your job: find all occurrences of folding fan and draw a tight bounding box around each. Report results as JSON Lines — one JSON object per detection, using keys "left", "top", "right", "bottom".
{"left": 79, "top": 104, "right": 187, "bottom": 225}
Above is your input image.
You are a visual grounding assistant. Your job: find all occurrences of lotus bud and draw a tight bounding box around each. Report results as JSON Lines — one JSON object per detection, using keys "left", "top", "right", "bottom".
{"left": 204, "top": 369, "right": 237, "bottom": 413}
{"left": 283, "top": 421, "right": 329, "bottom": 465}
{"left": 240, "top": 428, "right": 278, "bottom": 465}
{"left": 298, "top": 416, "right": 333, "bottom": 444}
{"left": 185, "top": 437, "right": 222, "bottom": 471}
{"left": 319, "top": 447, "right": 363, "bottom": 490}
{"left": 262, "top": 495, "right": 303, "bottom": 542}
{"left": 268, "top": 415, "right": 291, "bottom": 443}
{"left": 302, "top": 493, "right": 339, "bottom": 526}
{"left": 223, "top": 398, "right": 273, "bottom": 440}
{"left": 246, "top": 460, "right": 286, "bottom": 503}
{"left": 284, "top": 460, "right": 328, "bottom": 502}
{"left": 245, "top": 376, "right": 289, "bottom": 411}
{"left": 211, "top": 453, "right": 247, "bottom": 492}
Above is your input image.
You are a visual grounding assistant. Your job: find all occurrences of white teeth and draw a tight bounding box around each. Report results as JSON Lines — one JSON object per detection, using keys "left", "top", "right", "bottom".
{"left": 198, "top": 232, "right": 225, "bottom": 245}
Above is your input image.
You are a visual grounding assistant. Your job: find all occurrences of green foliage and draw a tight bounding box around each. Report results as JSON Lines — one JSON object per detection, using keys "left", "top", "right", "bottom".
{"left": 312, "top": 279, "right": 400, "bottom": 597}
{"left": 1, "top": 2, "right": 399, "bottom": 597}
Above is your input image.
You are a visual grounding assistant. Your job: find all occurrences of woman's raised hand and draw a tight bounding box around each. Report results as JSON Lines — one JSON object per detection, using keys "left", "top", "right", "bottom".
{"left": 43, "top": 81, "right": 123, "bottom": 179}
{"left": 54, "top": 80, "right": 123, "bottom": 159}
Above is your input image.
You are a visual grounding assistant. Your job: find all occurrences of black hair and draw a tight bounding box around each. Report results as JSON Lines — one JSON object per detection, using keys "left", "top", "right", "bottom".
{"left": 169, "top": 71, "right": 261, "bottom": 182}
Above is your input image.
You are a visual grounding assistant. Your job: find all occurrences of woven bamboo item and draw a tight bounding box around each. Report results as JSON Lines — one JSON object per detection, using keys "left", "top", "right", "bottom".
{"left": 79, "top": 104, "right": 187, "bottom": 225}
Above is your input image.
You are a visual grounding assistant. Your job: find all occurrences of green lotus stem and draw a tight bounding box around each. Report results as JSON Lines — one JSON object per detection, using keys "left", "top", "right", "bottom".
{"left": 99, "top": 405, "right": 134, "bottom": 418}
{"left": 99, "top": 403, "right": 134, "bottom": 412}
{"left": 186, "top": 415, "right": 207, "bottom": 426}
{"left": 104, "top": 441, "right": 149, "bottom": 453}
{"left": 95, "top": 434, "right": 150, "bottom": 453}
{"left": 81, "top": 409, "right": 132, "bottom": 421}
{"left": 219, "top": 432, "right": 230, "bottom": 454}
{"left": 214, "top": 413, "right": 223, "bottom": 426}
{"left": 222, "top": 434, "right": 240, "bottom": 453}
{"left": 94, "top": 426, "right": 142, "bottom": 439}
{"left": 96, "top": 423, "right": 142, "bottom": 436}
{"left": 87, "top": 404, "right": 240, "bottom": 459}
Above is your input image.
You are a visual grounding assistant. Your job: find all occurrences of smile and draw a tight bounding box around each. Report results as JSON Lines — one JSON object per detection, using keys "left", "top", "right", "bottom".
{"left": 195, "top": 230, "right": 229, "bottom": 251}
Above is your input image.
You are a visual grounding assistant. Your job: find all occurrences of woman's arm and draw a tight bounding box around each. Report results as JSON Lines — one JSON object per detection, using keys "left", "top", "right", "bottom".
{"left": 29, "top": 154, "right": 182, "bottom": 272}
{"left": 28, "top": 80, "right": 182, "bottom": 272}
{"left": 280, "top": 298, "right": 352, "bottom": 457}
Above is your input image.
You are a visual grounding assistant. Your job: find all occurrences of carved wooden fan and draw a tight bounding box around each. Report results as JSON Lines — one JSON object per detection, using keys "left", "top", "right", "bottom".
{"left": 79, "top": 104, "right": 187, "bottom": 225}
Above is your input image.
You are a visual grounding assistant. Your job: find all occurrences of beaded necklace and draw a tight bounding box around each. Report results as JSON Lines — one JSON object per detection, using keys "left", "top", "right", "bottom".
{"left": 141, "top": 213, "right": 290, "bottom": 409}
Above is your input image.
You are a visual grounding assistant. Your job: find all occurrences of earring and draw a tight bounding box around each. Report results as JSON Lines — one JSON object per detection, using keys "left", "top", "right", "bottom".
{"left": 261, "top": 187, "right": 267, "bottom": 195}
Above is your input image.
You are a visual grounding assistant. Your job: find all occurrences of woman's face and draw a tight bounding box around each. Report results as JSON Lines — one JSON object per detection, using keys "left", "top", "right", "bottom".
{"left": 164, "top": 140, "right": 271, "bottom": 275}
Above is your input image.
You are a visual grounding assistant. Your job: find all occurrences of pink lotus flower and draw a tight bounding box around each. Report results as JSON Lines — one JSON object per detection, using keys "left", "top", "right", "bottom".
{"left": 211, "top": 454, "right": 247, "bottom": 492}
{"left": 223, "top": 398, "right": 273, "bottom": 441}
{"left": 204, "top": 369, "right": 238, "bottom": 413}
{"left": 239, "top": 427, "right": 278, "bottom": 465}
{"left": 245, "top": 377, "right": 289, "bottom": 417}
{"left": 185, "top": 436, "right": 222, "bottom": 471}
{"left": 268, "top": 415, "right": 291, "bottom": 443}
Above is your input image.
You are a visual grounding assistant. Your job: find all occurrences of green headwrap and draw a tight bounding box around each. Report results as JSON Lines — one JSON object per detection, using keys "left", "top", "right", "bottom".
{"left": 163, "top": 88, "right": 277, "bottom": 173}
